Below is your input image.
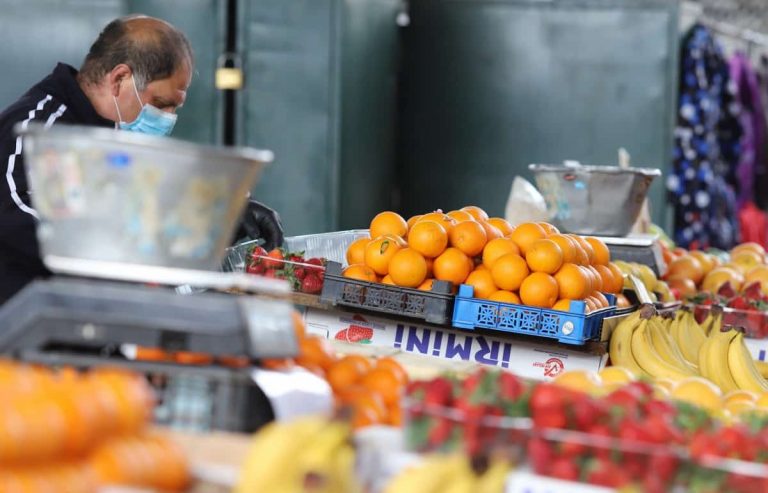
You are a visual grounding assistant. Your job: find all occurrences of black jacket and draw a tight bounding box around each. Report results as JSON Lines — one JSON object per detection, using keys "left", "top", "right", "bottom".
{"left": 0, "top": 63, "right": 113, "bottom": 304}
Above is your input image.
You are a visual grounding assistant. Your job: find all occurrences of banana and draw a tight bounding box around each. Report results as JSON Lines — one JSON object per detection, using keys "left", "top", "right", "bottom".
{"left": 631, "top": 319, "right": 692, "bottom": 381}
{"left": 235, "top": 416, "right": 330, "bottom": 493}
{"left": 296, "top": 421, "right": 359, "bottom": 493}
{"left": 476, "top": 458, "right": 512, "bottom": 493}
{"left": 671, "top": 311, "right": 707, "bottom": 368}
{"left": 756, "top": 360, "right": 768, "bottom": 379}
{"left": 384, "top": 454, "right": 469, "bottom": 493}
{"left": 698, "top": 329, "right": 739, "bottom": 393}
{"left": 728, "top": 332, "right": 768, "bottom": 393}
{"left": 608, "top": 310, "right": 648, "bottom": 377}
{"left": 700, "top": 311, "right": 715, "bottom": 336}
{"left": 646, "top": 318, "right": 697, "bottom": 375}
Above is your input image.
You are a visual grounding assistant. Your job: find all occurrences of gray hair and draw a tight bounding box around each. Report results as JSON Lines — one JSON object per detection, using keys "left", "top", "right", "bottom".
{"left": 79, "top": 15, "right": 193, "bottom": 91}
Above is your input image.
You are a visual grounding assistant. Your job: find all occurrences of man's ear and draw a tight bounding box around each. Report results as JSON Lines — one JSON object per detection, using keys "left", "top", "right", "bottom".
{"left": 107, "top": 64, "right": 133, "bottom": 97}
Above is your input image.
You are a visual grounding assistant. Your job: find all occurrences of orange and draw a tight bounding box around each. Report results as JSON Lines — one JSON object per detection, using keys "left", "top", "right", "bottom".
{"left": 425, "top": 257, "right": 434, "bottom": 278}
{"left": 466, "top": 269, "right": 498, "bottom": 299}
{"left": 346, "top": 237, "right": 371, "bottom": 266}
{"left": 461, "top": 205, "right": 490, "bottom": 222}
{"left": 573, "top": 243, "right": 590, "bottom": 266}
{"left": 487, "top": 217, "right": 515, "bottom": 236}
{"left": 406, "top": 215, "right": 423, "bottom": 231}
{"left": 491, "top": 253, "right": 529, "bottom": 291}
{"left": 381, "top": 274, "right": 396, "bottom": 285}
{"left": 482, "top": 238, "right": 520, "bottom": 269}
{"left": 375, "top": 357, "right": 408, "bottom": 385}
{"left": 343, "top": 264, "right": 378, "bottom": 282}
{"left": 520, "top": 272, "right": 559, "bottom": 308}
{"left": 417, "top": 278, "right": 436, "bottom": 291}
{"left": 370, "top": 211, "right": 407, "bottom": 240}
{"left": 408, "top": 221, "right": 448, "bottom": 258}
{"left": 447, "top": 210, "right": 475, "bottom": 223}
{"left": 731, "top": 251, "right": 764, "bottom": 273}
{"left": 449, "top": 221, "right": 488, "bottom": 256}
{"left": 474, "top": 263, "right": 488, "bottom": 271}
{"left": 296, "top": 336, "right": 337, "bottom": 371}
{"left": 552, "top": 299, "right": 572, "bottom": 312}
{"left": 433, "top": 247, "right": 472, "bottom": 286}
{"left": 666, "top": 255, "right": 704, "bottom": 285}
{"left": 417, "top": 211, "right": 457, "bottom": 235}
{"left": 702, "top": 266, "right": 744, "bottom": 292}
{"left": 585, "top": 265, "right": 604, "bottom": 293}
{"left": 595, "top": 264, "right": 619, "bottom": 294}
{"left": 326, "top": 356, "right": 371, "bottom": 392}
{"left": 732, "top": 242, "right": 766, "bottom": 259}
{"left": 365, "top": 237, "right": 402, "bottom": 276}
{"left": 510, "top": 222, "right": 547, "bottom": 255}
{"left": 554, "top": 263, "right": 588, "bottom": 300}
{"left": 607, "top": 263, "right": 625, "bottom": 292}
{"left": 362, "top": 368, "right": 403, "bottom": 406}
{"left": 580, "top": 266, "right": 594, "bottom": 294}
{"left": 570, "top": 235, "right": 595, "bottom": 265}
{"left": 584, "top": 297, "right": 598, "bottom": 313}
{"left": 387, "top": 402, "right": 403, "bottom": 427}
{"left": 585, "top": 237, "right": 611, "bottom": 266}
{"left": 525, "top": 239, "right": 564, "bottom": 274}
{"left": 593, "top": 291, "right": 610, "bottom": 308}
{"left": 351, "top": 391, "right": 388, "bottom": 429}
{"left": 548, "top": 234, "right": 578, "bottom": 264}
{"left": 488, "top": 290, "right": 521, "bottom": 304}
{"left": 746, "top": 265, "right": 768, "bottom": 293}
{"left": 388, "top": 248, "right": 428, "bottom": 288}
{"left": 292, "top": 310, "right": 307, "bottom": 341}
{"left": 538, "top": 222, "right": 560, "bottom": 236}
{"left": 384, "top": 234, "right": 408, "bottom": 248}
{"left": 616, "top": 293, "right": 631, "bottom": 309}
{"left": 480, "top": 221, "right": 503, "bottom": 242}
{"left": 689, "top": 251, "right": 716, "bottom": 275}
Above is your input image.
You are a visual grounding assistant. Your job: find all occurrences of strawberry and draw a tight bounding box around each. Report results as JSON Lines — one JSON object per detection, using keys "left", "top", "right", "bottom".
{"left": 263, "top": 248, "right": 285, "bottom": 269}
{"left": 530, "top": 383, "right": 568, "bottom": 429}
{"left": 423, "top": 377, "right": 453, "bottom": 407}
{"left": 743, "top": 281, "right": 763, "bottom": 302}
{"left": 250, "top": 246, "right": 268, "bottom": 261}
{"left": 718, "top": 281, "right": 737, "bottom": 300}
{"left": 246, "top": 262, "right": 265, "bottom": 275}
{"left": 289, "top": 254, "right": 304, "bottom": 263}
{"left": 528, "top": 436, "right": 554, "bottom": 474}
{"left": 548, "top": 457, "right": 579, "bottom": 482}
{"left": 497, "top": 371, "right": 524, "bottom": 402}
{"left": 306, "top": 258, "right": 325, "bottom": 274}
{"left": 334, "top": 324, "right": 374, "bottom": 343}
{"left": 427, "top": 417, "right": 454, "bottom": 448}
{"left": 301, "top": 274, "right": 323, "bottom": 294}
{"left": 729, "top": 295, "right": 751, "bottom": 310}
{"left": 294, "top": 267, "right": 307, "bottom": 280}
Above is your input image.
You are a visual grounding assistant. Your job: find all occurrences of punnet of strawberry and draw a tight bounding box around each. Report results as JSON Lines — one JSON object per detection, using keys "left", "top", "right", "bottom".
{"left": 690, "top": 281, "right": 768, "bottom": 338}
{"left": 406, "top": 369, "right": 768, "bottom": 492}
{"left": 245, "top": 246, "right": 327, "bottom": 295}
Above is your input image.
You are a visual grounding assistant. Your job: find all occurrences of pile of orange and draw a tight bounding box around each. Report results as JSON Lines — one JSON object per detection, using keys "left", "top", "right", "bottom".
{"left": 266, "top": 312, "right": 408, "bottom": 429}
{"left": 0, "top": 362, "right": 189, "bottom": 492}
{"left": 663, "top": 241, "right": 768, "bottom": 297}
{"left": 344, "top": 207, "right": 622, "bottom": 313}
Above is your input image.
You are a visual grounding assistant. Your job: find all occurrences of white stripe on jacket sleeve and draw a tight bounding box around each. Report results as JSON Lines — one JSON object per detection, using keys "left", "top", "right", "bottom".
{"left": 4, "top": 94, "right": 67, "bottom": 219}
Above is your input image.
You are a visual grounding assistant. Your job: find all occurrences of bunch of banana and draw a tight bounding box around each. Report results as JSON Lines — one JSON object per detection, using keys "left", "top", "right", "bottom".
{"left": 235, "top": 416, "right": 360, "bottom": 493}
{"left": 383, "top": 454, "right": 511, "bottom": 493}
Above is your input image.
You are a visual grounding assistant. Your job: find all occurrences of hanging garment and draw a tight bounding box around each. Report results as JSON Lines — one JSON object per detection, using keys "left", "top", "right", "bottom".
{"left": 669, "top": 24, "right": 742, "bottom": 250}
{"left": 729, "top": 52, "right": 767, "bottom": 207}
{"left": 756, "top": 55, "right": 768, "bottom": 210}
{"left": 739, "top": 201, "right": 768, "bottom": 248}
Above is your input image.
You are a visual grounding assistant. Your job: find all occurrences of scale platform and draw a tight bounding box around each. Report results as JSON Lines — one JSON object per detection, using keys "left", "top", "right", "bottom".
{"left": 594, "top": 234, "right": 666, "bottom": 277}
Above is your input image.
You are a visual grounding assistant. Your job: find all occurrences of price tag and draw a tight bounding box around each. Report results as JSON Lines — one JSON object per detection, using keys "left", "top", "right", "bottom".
{"left": 629, "top": 274, "right": 653, "bottom": 305}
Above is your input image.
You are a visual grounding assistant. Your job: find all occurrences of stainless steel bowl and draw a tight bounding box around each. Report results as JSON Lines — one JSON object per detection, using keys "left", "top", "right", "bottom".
{"left": 529, "top": 164, "right": 661, "bottom": 237}
{"left": 19, "top": 124, "right": 273, "bottom": 272}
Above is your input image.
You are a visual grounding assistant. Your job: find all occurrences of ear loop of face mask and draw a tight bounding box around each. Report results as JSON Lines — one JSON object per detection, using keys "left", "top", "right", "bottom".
{"left": 112, "top": 74, "right": 143, "bottom": 128}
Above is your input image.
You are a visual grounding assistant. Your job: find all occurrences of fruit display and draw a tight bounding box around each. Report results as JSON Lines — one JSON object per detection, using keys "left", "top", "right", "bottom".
{"left": 404, "top": 366, "right": 768, "bottom": 492}
{"left": 264, "top": 313, "right": 407, "bottom": 429}
{"left": 345, "top": 208, "right": 623, "bottom": 313}
{"left": 0, "top": 362, "right": 190, "bottom": 492}
{"left": 608, "top": 305, "right": 768, "bottom": 401}
{"left": 235, "top": 416, "right": 360, "bottom": 493}
{"left": 662, "top": 241, "right": 768, "bottom": 299}
{"left": 245, "top": 246, "right": 327, "bottom": 294}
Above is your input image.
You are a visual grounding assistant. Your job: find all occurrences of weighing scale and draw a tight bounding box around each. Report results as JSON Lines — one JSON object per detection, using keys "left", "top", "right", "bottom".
{"left": 594, "top": 233, "right": 667, "bottom": 277}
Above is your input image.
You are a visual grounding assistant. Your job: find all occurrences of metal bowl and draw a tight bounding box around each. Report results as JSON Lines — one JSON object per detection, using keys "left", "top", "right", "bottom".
{"left": 19, "top": 124, "right": 273, "bottom": 272}
{"left": 529, "top": 164, "right": 661, "bottom": 237}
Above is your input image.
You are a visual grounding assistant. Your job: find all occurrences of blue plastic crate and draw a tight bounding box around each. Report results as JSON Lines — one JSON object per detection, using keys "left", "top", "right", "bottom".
{"left": 451, "top": 285, "right": 616, "bottom": 345}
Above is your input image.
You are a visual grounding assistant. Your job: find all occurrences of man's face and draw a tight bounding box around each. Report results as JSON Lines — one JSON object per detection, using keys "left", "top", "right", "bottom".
{"left": 115, "top": 64, "right": 192, "bottom": 123}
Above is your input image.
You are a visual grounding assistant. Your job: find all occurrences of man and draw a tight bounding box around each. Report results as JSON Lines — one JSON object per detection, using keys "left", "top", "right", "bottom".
{"left": 0, "top": 15, "right": 282, "bottom": 304}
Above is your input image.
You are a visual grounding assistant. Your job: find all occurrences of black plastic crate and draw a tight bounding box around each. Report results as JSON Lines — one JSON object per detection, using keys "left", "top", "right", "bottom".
{"left": 319, "top": 262, "right": 455, "bottom": 324}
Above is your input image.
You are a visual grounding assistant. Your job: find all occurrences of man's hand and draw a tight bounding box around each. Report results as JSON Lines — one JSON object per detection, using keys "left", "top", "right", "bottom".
{"left": 236, "top": 200, "right": 284, "bottom": 250}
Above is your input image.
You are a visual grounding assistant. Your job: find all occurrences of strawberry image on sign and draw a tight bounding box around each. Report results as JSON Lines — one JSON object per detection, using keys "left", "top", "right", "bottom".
{"left": 334, "top": 315, "right": 374, "bottom": 344}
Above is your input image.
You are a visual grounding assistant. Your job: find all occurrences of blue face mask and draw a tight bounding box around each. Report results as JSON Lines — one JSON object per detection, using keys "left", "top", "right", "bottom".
{"left": 113, "top": 75, "right": 177, "bottom": 136}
